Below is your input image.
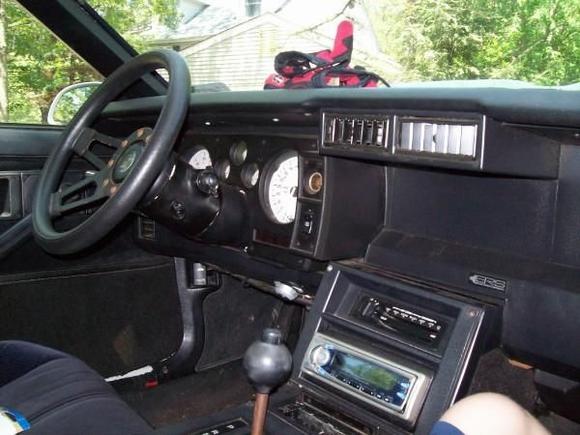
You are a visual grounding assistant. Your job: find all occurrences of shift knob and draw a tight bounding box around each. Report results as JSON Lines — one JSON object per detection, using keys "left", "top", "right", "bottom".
{"left": 243, "top": 328, "right": 292, "bottom": 394}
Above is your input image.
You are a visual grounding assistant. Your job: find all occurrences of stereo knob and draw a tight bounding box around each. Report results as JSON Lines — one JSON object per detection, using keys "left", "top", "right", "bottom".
{"left": 310, "top": 345, "right": 332, "bottom": 367}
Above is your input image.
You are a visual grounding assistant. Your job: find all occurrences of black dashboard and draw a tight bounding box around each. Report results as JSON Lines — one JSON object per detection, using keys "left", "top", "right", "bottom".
{"left": 99, "top": 86, "right": 580, "bottom": 402}
{"left": 171, "top": 132, "right": 384, "bottom": 260}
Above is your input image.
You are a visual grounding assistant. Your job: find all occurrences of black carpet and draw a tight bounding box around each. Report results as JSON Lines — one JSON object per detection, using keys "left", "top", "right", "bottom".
{"left": 196, "top": 275, "right": 284, "bottom": 371}
{"left": 468, "top": 348, "right": 537, "bottom": 410}
{"left": 468, "top": 349, "right": 580, "bottom": 434}
{"left": 539, "top": 413, "right": 580, "bottom": 435}
{"left": 119, "top": 279, "right": 299, "bottom": 429}
{"left": 121, "top": 360, "right": 253, "bottom": 428}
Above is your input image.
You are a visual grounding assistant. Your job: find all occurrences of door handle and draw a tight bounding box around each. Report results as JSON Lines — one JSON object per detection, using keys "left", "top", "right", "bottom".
{"left": 0, "top": 173, "right": 23, "bottom": 220}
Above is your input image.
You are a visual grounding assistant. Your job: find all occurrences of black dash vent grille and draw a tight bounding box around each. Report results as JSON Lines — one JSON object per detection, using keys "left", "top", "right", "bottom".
{"left": 322, "top": 113, "right": 390, "bottom": 148}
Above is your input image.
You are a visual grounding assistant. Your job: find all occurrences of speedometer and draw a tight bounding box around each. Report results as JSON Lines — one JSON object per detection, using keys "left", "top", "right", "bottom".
{"left": 261, "top": 151, "right": 298, "bottom": 224}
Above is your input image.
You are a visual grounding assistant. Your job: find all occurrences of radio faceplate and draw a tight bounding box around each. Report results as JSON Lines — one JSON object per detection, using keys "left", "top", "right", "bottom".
{"left": 300, "top": 333, "right": 431, "bottom": 424}
{"left": 352, "top": 294, "right": 450, "bottom": 351}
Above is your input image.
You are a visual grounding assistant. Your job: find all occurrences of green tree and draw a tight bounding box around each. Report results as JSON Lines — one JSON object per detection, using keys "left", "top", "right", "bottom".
{"left": 368, "top": 0, "right": 580, "bottom": 85}
{"left": 0, "top": 0, "right": 179, "bottom": 124}
{"left": 89, "top": 0, "right": 180, "bottom": 51}
{"left": 0, "top": 1, "right": 6, "bottom": 121}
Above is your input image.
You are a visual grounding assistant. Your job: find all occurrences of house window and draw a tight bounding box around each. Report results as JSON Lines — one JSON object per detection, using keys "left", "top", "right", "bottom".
{"left": 246, "top": 0, "right": 262, "bottom": 17}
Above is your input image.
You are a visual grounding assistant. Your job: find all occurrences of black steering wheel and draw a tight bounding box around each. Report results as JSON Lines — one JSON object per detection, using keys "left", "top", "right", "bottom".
{"left": 33, "top": 50, "right": 190, "bottom": 255}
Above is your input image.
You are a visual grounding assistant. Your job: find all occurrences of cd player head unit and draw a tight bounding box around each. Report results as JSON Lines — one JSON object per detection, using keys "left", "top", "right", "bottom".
{"left": 300, "top": 333, "right": 432, "bottom": 424}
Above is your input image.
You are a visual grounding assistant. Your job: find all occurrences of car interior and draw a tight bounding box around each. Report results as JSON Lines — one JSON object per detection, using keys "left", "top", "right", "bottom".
{"left": 1, "top": 1, "right": 580, "bottom": 435}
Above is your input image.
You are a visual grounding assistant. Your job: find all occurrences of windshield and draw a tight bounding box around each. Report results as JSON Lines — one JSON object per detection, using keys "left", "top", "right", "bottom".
{"left": 89, "top": 0, "right": 579, "bottom": 90}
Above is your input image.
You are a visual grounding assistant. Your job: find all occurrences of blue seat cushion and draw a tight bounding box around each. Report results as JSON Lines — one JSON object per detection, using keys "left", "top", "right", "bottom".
{"left": 0, "top": 341, "right": 152, "bottom": 434}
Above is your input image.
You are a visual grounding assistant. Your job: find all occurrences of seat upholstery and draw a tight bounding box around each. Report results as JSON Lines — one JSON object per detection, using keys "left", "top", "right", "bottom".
{"left": 0, "top": 341, "right": 152, "bottom": 434}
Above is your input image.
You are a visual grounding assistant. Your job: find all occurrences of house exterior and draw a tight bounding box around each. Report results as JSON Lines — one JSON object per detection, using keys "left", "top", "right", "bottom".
{"left": 146, "top": 0, "right": 401, "bottom": 91}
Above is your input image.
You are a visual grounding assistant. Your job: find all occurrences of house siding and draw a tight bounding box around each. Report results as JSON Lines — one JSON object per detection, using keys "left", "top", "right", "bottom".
{"left": 183, "top": 22, "right": 393, "bottom": 91}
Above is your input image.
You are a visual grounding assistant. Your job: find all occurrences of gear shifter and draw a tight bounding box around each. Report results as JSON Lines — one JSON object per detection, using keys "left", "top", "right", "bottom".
{"left": 243, "top": 328, "right": 292, "bottom": 435}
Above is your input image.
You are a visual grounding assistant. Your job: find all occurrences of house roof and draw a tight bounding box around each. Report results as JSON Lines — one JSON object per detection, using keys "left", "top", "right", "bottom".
{"left": 143, "top": 1, "right": 240, "bottom": 43}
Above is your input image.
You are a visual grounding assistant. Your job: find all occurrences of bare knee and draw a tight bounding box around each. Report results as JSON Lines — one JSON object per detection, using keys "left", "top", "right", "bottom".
{"left": 440, "top": 393, "right": 549, "bottom": 435}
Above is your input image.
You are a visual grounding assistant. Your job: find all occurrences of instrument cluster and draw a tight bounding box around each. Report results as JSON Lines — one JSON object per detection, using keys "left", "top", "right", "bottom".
{"left": 170, "top": 132, "right": 383, "bottom": 261}
{"left": 178, "top": 135, "right": 321, "bottom": 253}
{"left": 183, "top": 140, "right": 300, "bottom": 227}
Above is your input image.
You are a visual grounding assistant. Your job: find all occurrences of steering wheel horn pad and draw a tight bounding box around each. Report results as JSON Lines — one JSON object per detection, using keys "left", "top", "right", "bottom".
{"left": 111, "top": 128, "right": 149, "bottom": 184}
{"left": 32, "top": 50, "right": 190, "bottom": 255}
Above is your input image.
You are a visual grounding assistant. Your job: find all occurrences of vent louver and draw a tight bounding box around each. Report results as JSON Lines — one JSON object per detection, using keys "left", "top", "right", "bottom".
{"left": 323, "top": 113, "right": 389, "bottom": 148}
{"left": 396, "top": 119, "right": 478, "bottom": 159}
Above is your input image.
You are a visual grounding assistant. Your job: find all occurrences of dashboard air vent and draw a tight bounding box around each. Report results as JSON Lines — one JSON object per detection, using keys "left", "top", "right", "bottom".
{"left": 323, "top": 113, "right": 389, "bottom": 148}
{"left": 396, "top": 119, "right": 478, "bottom": 159}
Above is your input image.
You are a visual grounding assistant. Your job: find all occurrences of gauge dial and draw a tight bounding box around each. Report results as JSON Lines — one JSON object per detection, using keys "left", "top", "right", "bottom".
{"left": 262, "top": 151, "right": 298, "bottom": 224}
{"left": 215, "top": 159, "right": 231, "bottom": 181}
{"left": 241, "top": 163, "right": 260, "bottom": 189}
{"left": 230, "top": 141, "right": 248, "bottom": 166}
{"left": 188, "top": 147, "right": 212, "bottom": 170}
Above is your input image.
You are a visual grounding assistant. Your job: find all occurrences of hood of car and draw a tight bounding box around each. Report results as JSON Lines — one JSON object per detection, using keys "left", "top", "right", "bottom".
{"left": 394, "top": 79, "right": 580, "bottom": 90}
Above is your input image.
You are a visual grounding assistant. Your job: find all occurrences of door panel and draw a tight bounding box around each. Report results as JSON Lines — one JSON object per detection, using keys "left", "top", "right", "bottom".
{"left": 0, "top": 125, "right": 182, "bottom": 376}
{"left": 0, "top": 125, "right": 63, "bottom": 171}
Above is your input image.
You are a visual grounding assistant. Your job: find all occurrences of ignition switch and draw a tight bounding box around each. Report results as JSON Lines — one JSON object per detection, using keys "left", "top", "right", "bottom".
{"left": 196, "top": 170, "right": 219, "bottom": 198}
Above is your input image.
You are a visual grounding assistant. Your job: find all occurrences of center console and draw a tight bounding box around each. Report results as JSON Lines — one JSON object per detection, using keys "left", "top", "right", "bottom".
{"left": 164, "top": 263, "right": 494, "bottom": 435}
{"left": 271, "top": 263, "right": 494, "bottom": 434}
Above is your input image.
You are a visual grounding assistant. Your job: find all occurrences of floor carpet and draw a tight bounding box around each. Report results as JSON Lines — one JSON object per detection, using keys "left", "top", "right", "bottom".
{"left": 121, "top": 360, "right": 253, "bottom": 428}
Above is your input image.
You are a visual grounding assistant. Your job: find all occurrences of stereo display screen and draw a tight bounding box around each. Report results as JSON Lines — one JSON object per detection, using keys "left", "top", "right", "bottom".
{"left": 328, "top": 351, "right": 413, "bottom": 408}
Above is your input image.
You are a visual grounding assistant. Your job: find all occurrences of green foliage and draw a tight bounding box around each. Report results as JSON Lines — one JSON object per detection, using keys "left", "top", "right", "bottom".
{"left": 369, "top": 0, "right": 580, "bottom": 85}
{"left": 4, "top": 1, "right": 101, "bottom": 123}
{"left": 89, "top": 0, "right": 180, "bottom": 52}
{"left": 2, "top": 0, "right": 179, "bottom": 124}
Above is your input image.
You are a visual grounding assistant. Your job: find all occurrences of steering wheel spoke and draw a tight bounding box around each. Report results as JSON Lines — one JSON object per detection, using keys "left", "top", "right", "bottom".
{"left": 49, "top": 171, "right": 109, "bottom": 218}
{"left": 73, "top": 127, "right": 122, "bottom": 170}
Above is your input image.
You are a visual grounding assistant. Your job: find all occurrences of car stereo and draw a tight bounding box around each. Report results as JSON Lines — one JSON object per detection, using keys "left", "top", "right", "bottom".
{"left": 301, "top": 333, "right": 431, "bottom": 424}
